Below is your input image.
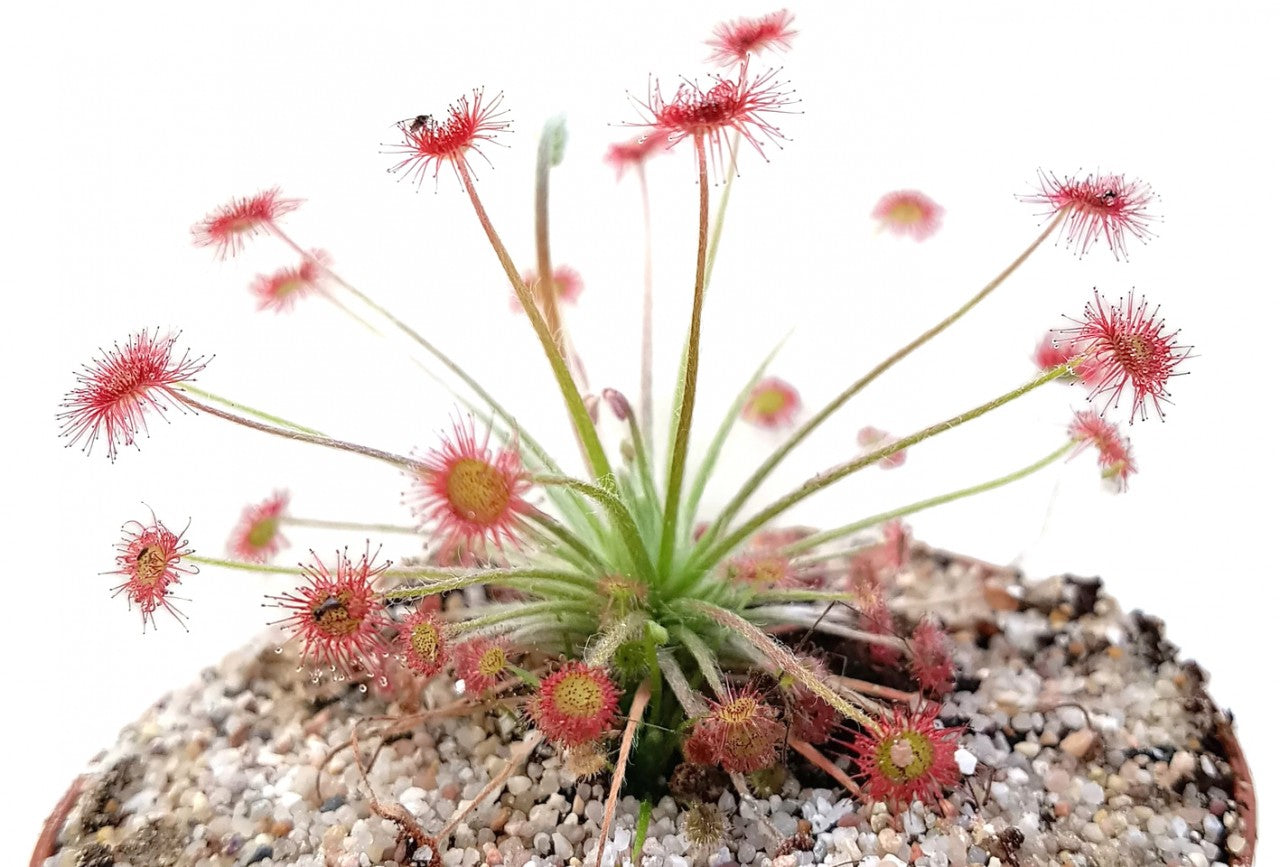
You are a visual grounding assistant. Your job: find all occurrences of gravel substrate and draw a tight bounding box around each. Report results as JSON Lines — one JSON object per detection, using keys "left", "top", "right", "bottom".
{"left": 37, "top": 547, "right": 1254, "bottom": 867}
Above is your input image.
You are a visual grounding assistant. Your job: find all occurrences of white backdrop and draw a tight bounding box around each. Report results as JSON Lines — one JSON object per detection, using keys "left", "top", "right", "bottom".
{"left": 4, "top": 1, "right": 1274, "bottom": 860}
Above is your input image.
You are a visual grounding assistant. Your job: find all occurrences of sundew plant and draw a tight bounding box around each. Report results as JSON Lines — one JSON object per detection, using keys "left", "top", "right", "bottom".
{"left": 57, "top": 9, "right": 1190, "bottom": 862}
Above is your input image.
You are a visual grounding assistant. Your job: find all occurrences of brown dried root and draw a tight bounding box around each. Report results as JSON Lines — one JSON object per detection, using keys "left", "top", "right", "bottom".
{"left": 313, "top": 694, "right": 523, "bottom": 804}
{"left": 788, "top": 736, "right": 863, "bottom": 799}
{"left": 594, "top": 681, "right": 651, "bottom": 866}
{"left": 349, "top": 727, "right": 433, "bottom": 861}
{"left": 431, "top": 730, "right": 545, "bottom": 849}
{"left": 832, "top": 674, "right": 918, "bottom": 704}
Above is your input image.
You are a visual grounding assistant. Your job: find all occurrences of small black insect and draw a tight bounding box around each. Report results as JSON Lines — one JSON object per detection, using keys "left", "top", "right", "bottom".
{"left": 402, "top": 114, "right": 432, "bottom": 134}
{"left": 312, "top": 595, "right": 346, "bottom": 622}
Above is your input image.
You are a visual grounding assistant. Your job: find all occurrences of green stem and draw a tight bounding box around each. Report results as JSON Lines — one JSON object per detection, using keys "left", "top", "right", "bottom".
{"left": 681, "top": 333, "right": 790, "bottom": 539}
{"left": 505, "top": 663, "right": 542, "bottom": 689}
{"left": 586, "top": 613, "right": 646, "bottom": 667}
{"left": 381, "top": 567, "right": 597, "bottom": 599}
{"left": 702, "top": 130, "right": 741, "bottom": 293}
{"left": 522, "top": 508, "right": 609, "bottom": 572}
{"left": 532, "top": 474, "right": 655, "bottom": 584}
{"left": 656, "top": 134, "right": 711, "bottom": 579}
{"left": 268, "top": 226, "right": 564, "bottom": 476}
{"left": 450, "top": 601, "right": 585, "bottom": 635}
{"left": 695, "top": 363, "right": 1072, "bottom": 572}
{"left": 177, "top": 384, "right": 324, "bottom": 436}
{"left": 703, "top": 210, "right": 1068, "bottom": 544}
{"left": 176, "top": 393, "right": 418, "bottom": 472}
{"left": 604, "top": 389, "right": 661, "bottom": 512}
{"left": 534, "top": 117, "right": 567, "bottom": 360}
{"left": 748, "top": 589, "right": 857, "bottom": 605}
{"left": 644, "top": 639, "right": 664, "bottom": 719}
{"left": 632, "top": 801, "right": 652, "bottom": 865}
{"left": 189, "top": 554, "right": 449, "bottom": 580}
{"left": 188, "top": 555, "right": 302, "bottom": 575}
{"left": 672, "top": 627, "right": 726, "bottom": 699}
{"left": 676, "top": 599, "right": 876, "bottom": 727}
{"left": 459, "top": 171, "right": 611, "bottom": 482}
{"left": 281, "top": 517, "right": 421, "bottom": 535}
{"left": 782, "top": 440, "right": 1076, "bottom": 555}
{"left": 637, "top": 165, "right": 655, "bottom": 447}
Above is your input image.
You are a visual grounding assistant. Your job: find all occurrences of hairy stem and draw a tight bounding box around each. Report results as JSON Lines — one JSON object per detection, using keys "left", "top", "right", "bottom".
{"left": 448, "top": 601, "right": 586, "bottom": 635}
{"left": 534, "top": 117, "right": 567, "bottom": 358}
{"left": 657, "top": 134, "right": 711, "bottom": 578}
{"left": 637, "top": 165, "right": 655, "bottom": 446}
{"left": 696, "top": 364, "right": 1072, "bottom": 572}
{"left": 704, "top": 210, "right": 1069, "bottom": 542}
{"left": 281, "top": 516, "right": 421, "bottom": 535}
{"left": 604, "top": 388, "right": 661, "bottom": 511}
{"left": 532, "top": 474, "right": 655, "bottom": 584}
{"left": 381, "top": 567, "right": 598, "bottom": 599}
{"left": 176, "top": 394, "right": 419, "bottom": 472}
{"left": 190, "top": 554, "right": 451, "bottom": 580}
{"left": 177, "top": 383, "right": 325, "bottom": 436}
{"left": 702, "top": 130, "right": 741, "bottom": 293}
{"left": 433, "top": 732, "right": 544, "bottom": 845}
{"left": 673, "top": 627, "right": 726, "bottom": 699}
{"left": 789, "top": 736, "right": 862, "bottom": 798}
{"left": 586, "top": 613, "right": 646, "bottom": 667}
{"left": 522, "top": 507, "right": 609, "bottom": 571}
{"left": 681, "top": 334, "right": 790, "bottom": 538}
{"left": 783, "top": 440, "right": 1076, "bottom": 555}
{"left": 678, "top": 600, "right": 877, "bottom": 727}
{"left": 459, "top": 171, "right": 612, "bottom": 482}
{"left": 268, "top": 227, "right": 563, "bottom": 474}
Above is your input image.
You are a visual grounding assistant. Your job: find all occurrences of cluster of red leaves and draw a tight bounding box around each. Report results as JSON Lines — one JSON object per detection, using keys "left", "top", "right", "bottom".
{"left": 1069, "top": 409, "right": 1137, "bottom": 490}
{"left": 1065, "top": 290, "right": 1191, "bottom": 422}
{"left": 684, "top": 686, "right": 786, "bottom": 773}
{"left": 191, "top": 188, "right": 301, "bottom": 259}
{"left": 388, "top": 89, "right": 511, "bottom": 187}
{"left": 706, "top": 9, "right": 797, "bottom": 67}
{"left": 59, "top": 330, "right": 208, "bottom": 462}
{"left": 872, "top": 190, "right": 944, "bottom": 241}
{"left": 837, "top": 704, "right": 964, "bottom": 808}
{"left": 454, "top": 636, "right": 512, "bottom": 695}
{"left": 252, "top": 251, "right": 329, "bottom": 313}
{"left": 1022, "top": 170, "right": 1157, "bottom": 259}
{"left": 743, "top": 377, "right": 801, "bottom": 429}
{"left": 529, "top": 661, "right": 620, "bottom": 747}
{"left": 266, "top": 548, "right": 391, "bottom": 677}
{"left": 110, "top": 515, "right": 196, "bottom": 630}
{"left": 406, "top": 417, "right": 530, "bottom": 562}
{"left": 228, "top": 491, "right": 289, "bottom": 563}
{"left": 636, "top": 69, "right": 796, "bottom": 173}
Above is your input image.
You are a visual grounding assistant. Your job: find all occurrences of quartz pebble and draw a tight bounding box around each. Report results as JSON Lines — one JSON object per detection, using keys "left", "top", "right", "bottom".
{"left": 41, "top": 554, "right": 1250, "bottom": 867}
